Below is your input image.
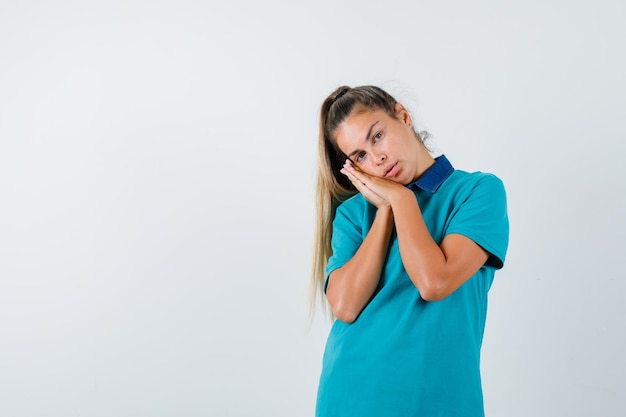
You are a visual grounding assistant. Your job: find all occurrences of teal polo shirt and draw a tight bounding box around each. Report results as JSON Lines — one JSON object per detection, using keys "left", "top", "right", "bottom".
{"left": 316, "top": 155, "right": 509, "bottom": 417}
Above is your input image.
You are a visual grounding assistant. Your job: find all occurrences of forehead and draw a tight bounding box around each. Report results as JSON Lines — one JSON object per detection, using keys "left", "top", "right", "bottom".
{"left": 335, "top": 108, "right": 388, "bottom": 150}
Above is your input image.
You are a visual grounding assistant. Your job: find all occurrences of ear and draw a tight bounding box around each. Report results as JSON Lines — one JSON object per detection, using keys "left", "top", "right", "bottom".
{"left": 394, "top": 103, "right": 412, "bottom": 126}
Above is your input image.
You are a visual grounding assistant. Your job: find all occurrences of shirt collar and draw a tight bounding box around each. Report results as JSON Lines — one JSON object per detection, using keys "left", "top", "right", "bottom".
{"left": 406, "top": 154, "right": 454, "bottom": 193}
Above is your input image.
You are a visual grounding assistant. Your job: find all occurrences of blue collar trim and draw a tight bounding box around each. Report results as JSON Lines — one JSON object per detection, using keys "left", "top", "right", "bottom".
{"left": 406, "top": 155, "right": 454, "bottom": 193}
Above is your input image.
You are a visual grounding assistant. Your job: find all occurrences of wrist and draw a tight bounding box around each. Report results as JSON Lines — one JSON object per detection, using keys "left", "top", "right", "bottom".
{"left": 375, "top": 204, "right": 394, "bottom": 232}
{"left": 376, "top": 204, "right": 393, "bottom": 220}
{"left": 388, "top": 185, "right": 414, "bottom": 207}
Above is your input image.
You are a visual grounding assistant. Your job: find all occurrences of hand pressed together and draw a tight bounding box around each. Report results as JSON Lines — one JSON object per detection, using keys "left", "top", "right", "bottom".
{"left": 340, "top": 159, "right": 410, "bottom": 208}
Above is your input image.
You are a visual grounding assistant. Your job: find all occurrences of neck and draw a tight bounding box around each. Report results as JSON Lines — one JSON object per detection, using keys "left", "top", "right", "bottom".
{"left": 412, "top": 146, "right": 436, "bottom": 181}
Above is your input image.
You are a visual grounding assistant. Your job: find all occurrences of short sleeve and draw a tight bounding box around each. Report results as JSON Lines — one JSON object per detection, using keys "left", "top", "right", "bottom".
{"left": 324, "top": 199, "right": 366, "bottom": 293}
{"left": 446, "top": 173, "right": 509, "bottom": 269}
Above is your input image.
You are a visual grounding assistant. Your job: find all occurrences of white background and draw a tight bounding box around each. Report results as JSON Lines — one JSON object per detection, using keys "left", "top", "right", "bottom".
{"left": 1, "top": 1, "right": 624, "bottom": 416}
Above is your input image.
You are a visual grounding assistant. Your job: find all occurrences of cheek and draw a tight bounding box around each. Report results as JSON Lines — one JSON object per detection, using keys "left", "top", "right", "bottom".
{"left": 359, "top": 161, "right": 380, "bottom": 177}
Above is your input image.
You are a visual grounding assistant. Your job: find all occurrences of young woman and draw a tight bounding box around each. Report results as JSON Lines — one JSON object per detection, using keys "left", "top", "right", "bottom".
{"left": 311, "top": 85, "right": 509, "bottom": 416}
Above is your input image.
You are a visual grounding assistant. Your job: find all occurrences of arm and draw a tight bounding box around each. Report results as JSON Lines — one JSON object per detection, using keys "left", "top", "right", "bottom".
{"left": 326, "top": 205, "right": 393, "bottom": 323}
{"left": 388, "top": 187, "right": 488, "bottom": 301}
{"left": 342, "top": 162, "right": 488, "bottom": 301}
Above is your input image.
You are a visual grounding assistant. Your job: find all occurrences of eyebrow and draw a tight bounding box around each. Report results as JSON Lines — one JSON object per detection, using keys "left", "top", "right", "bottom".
{"left": 347, "top": 120, "right": 380, "bottom": 158}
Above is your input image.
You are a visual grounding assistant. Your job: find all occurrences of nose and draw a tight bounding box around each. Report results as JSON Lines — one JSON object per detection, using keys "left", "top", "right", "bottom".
{"left": 373, "top": 151, "right": 386, "bottom": 165}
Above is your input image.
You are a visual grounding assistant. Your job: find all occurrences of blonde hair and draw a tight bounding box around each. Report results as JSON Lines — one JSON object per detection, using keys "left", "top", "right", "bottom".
{"left": 309, "top": 85, "right": 403, "bottom": 319}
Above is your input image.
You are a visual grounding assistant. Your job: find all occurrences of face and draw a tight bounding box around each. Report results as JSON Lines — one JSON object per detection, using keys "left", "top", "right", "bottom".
{"left": 334, "top": 104, "right": 425, "bottom": 185}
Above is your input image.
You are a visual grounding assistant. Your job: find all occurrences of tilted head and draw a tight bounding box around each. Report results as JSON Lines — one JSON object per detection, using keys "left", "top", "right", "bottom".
{"left": 319, "top": 85, "right": 425, "bottom": 194}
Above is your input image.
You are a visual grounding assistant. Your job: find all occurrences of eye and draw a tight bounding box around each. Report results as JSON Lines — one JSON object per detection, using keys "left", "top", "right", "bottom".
{"left": 355, "top": 151, "right": 366, "bottom": 162}
{"left": 373, "top": 131, "right": 383, "bottom": 142}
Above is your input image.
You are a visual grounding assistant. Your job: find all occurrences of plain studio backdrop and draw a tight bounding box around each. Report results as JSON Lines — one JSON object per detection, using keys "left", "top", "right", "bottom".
{"left": 1, "top": 1, "right": 624, "bottom": 416}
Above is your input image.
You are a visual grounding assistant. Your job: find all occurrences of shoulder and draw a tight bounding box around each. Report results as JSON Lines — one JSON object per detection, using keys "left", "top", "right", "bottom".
{"left": 335, "top": 192, "right": 368, "bottom": 216}
{"left": 333, "top": 193, "right": 377, "bottom": 231}
{"left": 443, "top": 170, "right": 509, "bottom": 267}
{"left": 441, "top": 170, "right": 506, "bottom": 200}
{"left": 448, "top": 170, "right": 504, "bottom": 188}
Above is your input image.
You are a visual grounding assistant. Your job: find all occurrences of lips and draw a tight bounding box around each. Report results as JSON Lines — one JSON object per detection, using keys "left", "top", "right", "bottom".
{"left": 384, "top": 163, "right": 398, "bottom": 178}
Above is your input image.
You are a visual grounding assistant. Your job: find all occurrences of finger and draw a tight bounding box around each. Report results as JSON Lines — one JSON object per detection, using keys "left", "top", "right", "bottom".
{"left": 341, "top": 169, "right": 388, "bottom": 206}
{"left": 341, "top": 168, "right": 366, "bottom": 191}
{"left": 343, "top": 162, "right": 371, "bottom": 184}
{"left": 345, "top": 158, "right": 365, "bottom": 173}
